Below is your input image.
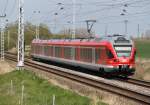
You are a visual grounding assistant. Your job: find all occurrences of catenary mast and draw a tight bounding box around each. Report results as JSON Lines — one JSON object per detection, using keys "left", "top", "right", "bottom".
{"left": 17, "top": 0, "right": 24, "bottom": 70}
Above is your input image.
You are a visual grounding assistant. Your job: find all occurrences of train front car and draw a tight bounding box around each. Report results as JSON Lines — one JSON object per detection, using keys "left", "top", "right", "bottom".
{"left": 104, "top": 35, "right": 136, "bottom": 76}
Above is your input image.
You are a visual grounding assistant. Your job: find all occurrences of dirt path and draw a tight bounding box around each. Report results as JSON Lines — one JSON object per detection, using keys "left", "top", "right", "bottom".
{"left": 134, "top": 58, "right": 150, "bottom": 81}
{"left": 0, "top": 61, "right": 15, "bottom": 74}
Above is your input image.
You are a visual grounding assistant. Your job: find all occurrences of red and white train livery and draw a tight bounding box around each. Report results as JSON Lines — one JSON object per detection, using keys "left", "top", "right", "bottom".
{"left": 31, "top": 35, "right": 136, "bottom": 76}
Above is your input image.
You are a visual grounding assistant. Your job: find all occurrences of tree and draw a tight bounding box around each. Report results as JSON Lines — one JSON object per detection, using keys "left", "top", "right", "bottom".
{"left": 58, "top": 28, "right": 95, "bottom": 38}
{"left": 2, "top": 22, "right": 52, "bottom": 50}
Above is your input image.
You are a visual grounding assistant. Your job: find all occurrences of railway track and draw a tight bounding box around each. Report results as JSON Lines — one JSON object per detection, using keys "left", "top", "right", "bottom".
{"left": 116, "top": 77, "right": 150, "bottom": 89}
{"left": 6, "top": 52, "right": 150, "bottom": 88}
{"left": 4, "top": 52, "right": 150, "bottom": 105}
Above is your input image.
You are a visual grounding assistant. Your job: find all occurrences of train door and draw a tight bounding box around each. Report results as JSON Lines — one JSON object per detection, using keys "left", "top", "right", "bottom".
{"left": 95, "top": 47, "right": 107, "bottom": 64}
{"left": 100, "top": 47, "right": 107, "bottom": 65}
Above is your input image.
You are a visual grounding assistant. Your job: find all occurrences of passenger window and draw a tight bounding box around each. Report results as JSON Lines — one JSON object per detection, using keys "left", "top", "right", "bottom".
{"left": 107, "top": 49, "right": 114, "bottom": 59}
{"left": 95, "top": 49, "right": 101, "bottom": 63}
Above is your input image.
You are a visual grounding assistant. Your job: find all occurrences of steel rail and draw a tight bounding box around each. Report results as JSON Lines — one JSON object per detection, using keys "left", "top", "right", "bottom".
{"left": 115, "top": 77, "right": 150, "bottom": 88}
{"left": 127, "top": 78, "right": 150, "bottom": 88}
{"left": 5, "top": 52, "right": 150, "bottom": 88}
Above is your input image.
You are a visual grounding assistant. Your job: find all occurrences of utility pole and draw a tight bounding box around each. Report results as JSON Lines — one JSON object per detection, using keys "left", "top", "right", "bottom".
{"left": 0, "top": 14, "right": 6, "bottom": 61}
{"left": 17, "top": 0, "right": 24, "bottom": 69}
{"left": 7, "top": 30, "right": 10, "bottom": 50}
{"left": 71, "top": 0, "right": 76, "bottom": 61}
{"left": 36, "top": 24, "right": 39, "bottom": 39}
{"left": 54, "top": 12, "right": 58, "bottom": 34}
{"left": 105, "top": 24, "right": 108, "bottom": 36}
{"left": 124, "top": 20, "right": 128, "bottom": 35}
{"left": 137, "top": 24, "right": 140, "bottom": 38}
{"left": 34, "top": 11, "right": 40, "bottom": 39}
{"left": 72, "top": 0, "right": 76, "bottom": 39}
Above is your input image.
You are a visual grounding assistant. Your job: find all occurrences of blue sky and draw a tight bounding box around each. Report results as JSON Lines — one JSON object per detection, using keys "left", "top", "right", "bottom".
{"left": 1, "top": 0, "right": 150, "bottom": 37}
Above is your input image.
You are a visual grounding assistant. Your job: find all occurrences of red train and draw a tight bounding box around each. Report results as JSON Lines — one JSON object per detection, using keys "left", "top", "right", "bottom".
{"left": 31, "top": 35, "right": 136, "bottom": 77}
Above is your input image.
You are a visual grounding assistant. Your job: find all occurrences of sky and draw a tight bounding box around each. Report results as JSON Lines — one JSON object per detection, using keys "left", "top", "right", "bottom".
{"left": 1, "top": 0, "right": 150, "bottom": 37}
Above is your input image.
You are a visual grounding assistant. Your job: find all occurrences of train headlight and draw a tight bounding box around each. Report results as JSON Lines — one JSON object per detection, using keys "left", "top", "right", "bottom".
{"left": 113, "top": 59, "right": 119, "bottom": 62}
{"left": 121, "top": 59, "right": 128, "bottom": 63}
{"left": 129, "top": 65, "right": 133, "bottom": 69}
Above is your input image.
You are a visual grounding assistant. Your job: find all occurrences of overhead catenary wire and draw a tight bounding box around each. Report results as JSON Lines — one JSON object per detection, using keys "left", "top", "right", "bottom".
{"left": 58, "top": 0, "right": 150, "bottom": 18}
{"left": 8, "top": 0, "right": 18, "bottom": 19}
{"left": 3, "top": 0, "right": 9, "bottom": 15}
{"left": 49, "top": 0, "right": 150, "bottom": 26}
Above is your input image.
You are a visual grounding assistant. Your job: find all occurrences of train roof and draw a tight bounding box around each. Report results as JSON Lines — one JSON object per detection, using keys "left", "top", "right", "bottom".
{"left": 32, "top": 34, "right": 133, "bottom": 46}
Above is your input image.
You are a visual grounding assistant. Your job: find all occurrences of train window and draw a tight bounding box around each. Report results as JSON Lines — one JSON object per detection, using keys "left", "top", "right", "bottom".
{"left": 34, "top": 45, "right": 36, "bottom": 54}
{"left": 64, "top": 47, "right": 72, "bottom": 59}
{"left": 75, "top": 48, "right": 78, "bottom": 60}
{"left": 31, "top": 44, "right": 34, "bottom": 53}
{"left": 107, "top": 49, "right": 114, "bottom": 59}
{"left": 41, "top": 45, "right": 44, "bottom": 55}
{"left": 32, "top": 45, "right": 34, "bottom": 53}
{"left": 49, "top": 46, "right": 53, "bottom": 56}
{"left": 37, "top": 45, "right": 39, "bottom": 54}
{"left": 44, "top": 45, "right": 49, "bottom": 56}
{"left": 114, "top": 45, "right": 132, "bottom": 57}
{"left": 95, "top": 49, "right": 101, "bottom": 63}
{"left": 55, "top": 46, "right": 62, "bottom": 57}
{"left": 37, "top": 45, "right": 40, "bottom": 54}
{"left": 116, "top": 52, "right": 131, "bottom": 57}
{"left": 40, "top": 45, "right": 42, "bottom": 54}
{"left": 80, "top": 47, "right": 92, "bottom": 63}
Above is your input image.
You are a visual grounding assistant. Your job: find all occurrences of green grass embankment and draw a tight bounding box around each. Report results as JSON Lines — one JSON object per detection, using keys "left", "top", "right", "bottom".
{"left": 0, "top": 70, "right": 91, "bottom": 105}
{"left": 134, "top": 39, "right": 150, "bottom": 58}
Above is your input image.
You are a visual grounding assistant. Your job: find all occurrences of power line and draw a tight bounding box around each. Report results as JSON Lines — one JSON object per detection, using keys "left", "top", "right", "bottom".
{"left": 8, "top": 0, "right": 17, "bottom": 18}
{"left": 57, "top": 0, "right": 150, "bottom": 21}
{"left": 3, "top": 0, "right": 9, "bottom": 15}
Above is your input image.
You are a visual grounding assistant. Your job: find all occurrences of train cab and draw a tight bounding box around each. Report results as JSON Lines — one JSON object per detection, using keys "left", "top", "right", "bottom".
{"left": 102, "top": 35, "right": 136, "bottom": 76}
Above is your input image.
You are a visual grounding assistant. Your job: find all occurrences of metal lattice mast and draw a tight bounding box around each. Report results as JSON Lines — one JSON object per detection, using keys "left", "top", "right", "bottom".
{"left": 71, "top": 0, "right": 76, "bottom": 60}
{"left": 36, "top": 24, "right": 39, "bottom": 39}
{"left": 34, "top": 11, "right": 40, "bottom": 39}
{"left": 37, "top": 11, "right": 40, "bottom": 39}
{"left": 7, "top": 30, "right": 10, "bottom": 50}
{"left": 72, "top": 0, "right": 76, "bottom": 39}
{"left": 0, "top": 28, "right": 5, "bottom": 61}
{"left": 0, "top": 15, "right": 6, "bottom": 61}
{"left": 17, "top": 0, "right": 24, "bottom": 69}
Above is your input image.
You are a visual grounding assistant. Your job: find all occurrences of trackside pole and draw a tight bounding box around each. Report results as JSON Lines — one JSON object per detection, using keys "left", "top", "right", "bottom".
{"left": 10, "top": 80, "right": 13, "bottom": 95}
{"left": 0, "top": 15, "right": 6, "bottom": 61}
{"left": 17, "top": 0, "right": 24, "bottom": 70}
{"left": 21, "top": 85, "right": 24, "bottom": 105}
{"left": 71, "top": 0, "right": 76, "bottom": 60}
{"left": 52, "top": 94, "right": 55, "bottom": 105}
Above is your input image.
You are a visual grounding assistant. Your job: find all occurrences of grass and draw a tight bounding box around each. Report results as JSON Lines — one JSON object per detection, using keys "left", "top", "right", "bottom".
{"left": 134, "top": 39, "right": 150, "bottom": 58}
{"left": 0, "top": 70, "right": 93, "bottom": 105}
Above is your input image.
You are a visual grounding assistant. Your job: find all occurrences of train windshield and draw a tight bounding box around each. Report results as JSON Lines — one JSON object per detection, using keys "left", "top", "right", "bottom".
{"left": 114, "top": 45, "right": 132, "bottom": 57}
